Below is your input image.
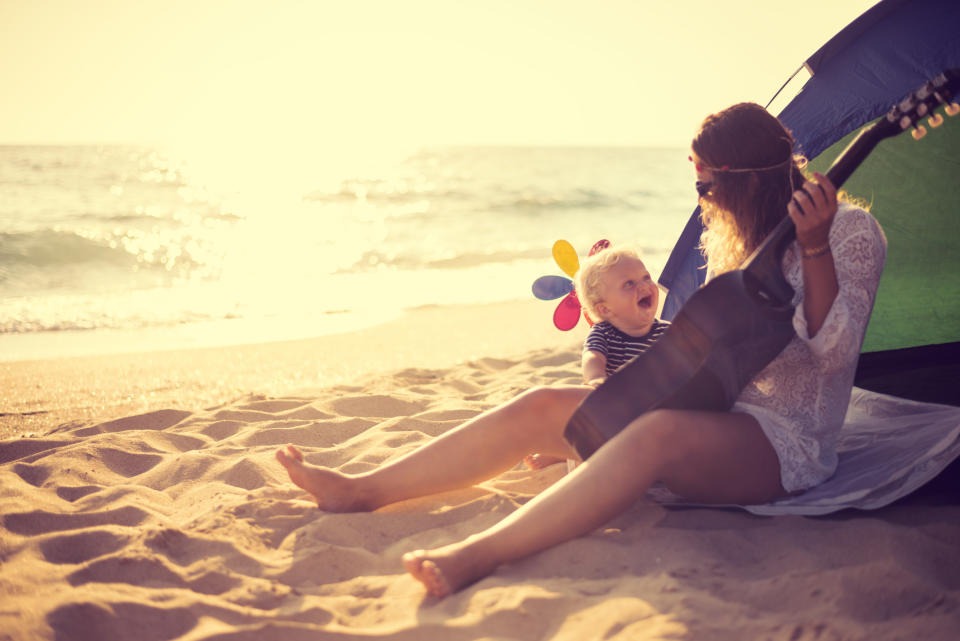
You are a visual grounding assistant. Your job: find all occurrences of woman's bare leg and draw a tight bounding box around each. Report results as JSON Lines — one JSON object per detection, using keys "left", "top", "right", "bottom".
{"left": 276, "top": 385, "right": 590, "bottom": 511}
{"left": 404, "top": 409, "right": 786, "bottom": 596}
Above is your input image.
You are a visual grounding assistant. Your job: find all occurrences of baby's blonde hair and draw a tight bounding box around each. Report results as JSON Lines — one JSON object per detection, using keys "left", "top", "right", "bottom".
{"left": 575, "top": 246, "right": 643, "bottom": 321}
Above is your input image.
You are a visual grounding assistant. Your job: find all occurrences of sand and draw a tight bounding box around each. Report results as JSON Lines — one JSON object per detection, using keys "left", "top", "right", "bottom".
{"left": 1, "top": 300, "right": 958, "bottom": 640}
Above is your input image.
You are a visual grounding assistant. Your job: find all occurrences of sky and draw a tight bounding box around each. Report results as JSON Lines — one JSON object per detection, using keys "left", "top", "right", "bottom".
{"left": 0, "top": 0, "right": 880, "bottom": 154}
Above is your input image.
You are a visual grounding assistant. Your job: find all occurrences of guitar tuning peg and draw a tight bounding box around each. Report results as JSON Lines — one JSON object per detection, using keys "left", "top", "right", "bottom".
{"left": 946, "top": 102, "right": 960, "bottom": 116}
{"left": 929, "top": 113, "right": 944, "bottom": 128}
{"left": 911, "top": 124, "right": 927, "bottom": 140}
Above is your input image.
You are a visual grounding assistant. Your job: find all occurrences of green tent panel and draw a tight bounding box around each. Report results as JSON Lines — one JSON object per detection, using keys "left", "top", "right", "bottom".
{"left": 805, "top": 102, "right": 960, "bottom": 353}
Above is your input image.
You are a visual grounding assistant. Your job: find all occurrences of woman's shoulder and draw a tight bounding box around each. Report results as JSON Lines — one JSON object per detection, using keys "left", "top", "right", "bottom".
{"left": 832, "top": 201, "right": 887, "bottom": 247}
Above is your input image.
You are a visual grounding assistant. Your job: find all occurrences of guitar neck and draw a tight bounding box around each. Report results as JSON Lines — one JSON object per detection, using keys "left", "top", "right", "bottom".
{"left": 741, "top": 126, "right": 883, "bottom": 303}
{"left": 825, "top": 127, "right": 884, "bottom": 188}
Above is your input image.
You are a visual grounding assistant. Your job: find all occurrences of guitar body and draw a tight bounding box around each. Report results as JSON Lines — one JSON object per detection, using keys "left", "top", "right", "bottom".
{"left": 562, "top": 68, "right": 959, "bottom": 460}
{"left": 564, "top": 269, "right": 795, "bottom": 459}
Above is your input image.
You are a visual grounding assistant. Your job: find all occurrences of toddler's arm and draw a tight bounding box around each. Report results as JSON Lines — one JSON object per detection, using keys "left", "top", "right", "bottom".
{"left": 582, "top": 350, "right": 607, "bottom": 388}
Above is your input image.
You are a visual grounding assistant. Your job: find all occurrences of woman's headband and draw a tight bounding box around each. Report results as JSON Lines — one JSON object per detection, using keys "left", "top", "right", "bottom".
{"left": 689, "top": 155, "right": 798, "bottom": 174}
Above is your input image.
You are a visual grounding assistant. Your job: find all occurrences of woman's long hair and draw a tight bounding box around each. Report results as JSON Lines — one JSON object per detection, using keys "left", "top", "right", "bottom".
{"left": 692, "top": 103, "right": 807, "bottom": 275}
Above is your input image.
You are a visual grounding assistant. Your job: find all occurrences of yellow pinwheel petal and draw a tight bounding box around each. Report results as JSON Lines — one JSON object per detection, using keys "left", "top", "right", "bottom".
{"left": 552, "top": 240, "right": 579, "bottom": 278}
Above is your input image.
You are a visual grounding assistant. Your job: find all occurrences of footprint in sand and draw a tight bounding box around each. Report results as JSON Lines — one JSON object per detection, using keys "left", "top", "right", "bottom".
{"left": 243, "top": 418, "right": 375, "bottom": 448}
{"left": 217, "top": 458, "right": 267, "bottom": 491}
{"left": 67, "top": 554, "right": 241, "bottom": 596}
{"left": 56, "top": 485, "right": 102, "bottom": 502}
{"left": 70, "top": 409, "right": 192, "bottom": 437}
{"left": 445, "top": 378, "right": 485, "bottom": 394}
{"left": 237, "top": 399, "right": 308, "bottom": 412}
{"left": 283, "top": 405, "right": 336, "bottom": 421}
{"left": 472, "top": 357, "right": 518, "bottom": 371}
{"left": 529, "top": 350, "right": 579, "bottom": 369}
{"left": 412, "top": 409, "right": 481, "bottom": 422}
{"left": 406, "top": 386, "right": 438, "bottom": 395}
{"left": 149, "top": 432, "right": 208, "bottom": 453}
{"left": 40, "top": 529, "right": 129, "bottom": 564}
{"left": 240, "top": 421, "right": 315, "bottom": 446}
{"left": 228, "top": 498, "right": 317, "bottom": 548}
{"left": 97, "top": 447, "right": 164, "bottom": 478}
{"left": 12, "top": 462, "right": 52, "bottom": 487}
{"left": 136, "top": 452, "right": 217, "bottom": 492}
{"left": 3, "top": 505, "right": 150, "bottom": 536}
{"left": 0, "top": 439, "right": 75, "bottom": 465}
{"left": 188, "top": 569, "right": 243, "bottom": 595}
{"left": 200, "top": 420, "right": 244, "bottom": 441}
{"left": 540, "top": 368, "right": 578, "bottom": 380}
{"left": 237, "top": 398, "right": 333, "bottom": 421}
{"left": 328, "top": 394, "right": 426, "bottom": 418}
{"left": 145, "top": 527, "right": 263, "bottom": 576}
{"left": 47, "top": 601, "right": 197, "bottom": 641}
{"left": 212, "top": 409, "right": 280, "bottom": 422}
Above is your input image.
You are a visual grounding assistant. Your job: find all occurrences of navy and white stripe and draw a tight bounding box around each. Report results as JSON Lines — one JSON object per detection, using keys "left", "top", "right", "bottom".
{"left": 583, "top": 320, "right": 670, "bottom": 375}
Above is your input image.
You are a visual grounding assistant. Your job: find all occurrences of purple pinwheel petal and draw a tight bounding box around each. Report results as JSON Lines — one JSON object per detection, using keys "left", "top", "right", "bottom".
{"left": 533, "top": 275, "right": 574, "bottom": 301}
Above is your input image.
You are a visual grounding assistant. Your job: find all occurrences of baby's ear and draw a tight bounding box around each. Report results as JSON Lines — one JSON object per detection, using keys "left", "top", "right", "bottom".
{"left": 595, "top": 302, "right": 610, "bottom": 319}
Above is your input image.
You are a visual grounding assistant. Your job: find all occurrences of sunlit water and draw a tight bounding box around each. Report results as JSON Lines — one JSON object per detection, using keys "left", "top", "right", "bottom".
{"left": 0, "top": 145, "right": 696, "bottom": 360}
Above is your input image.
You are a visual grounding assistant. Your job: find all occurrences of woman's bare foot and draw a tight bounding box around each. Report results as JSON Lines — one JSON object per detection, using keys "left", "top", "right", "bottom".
{"left": 275, "top": 445, "right": 373, "bottom": 512}
{"left": 402, "top": 545, "right": 498, "bottom": 598}
{"left": 524, "top": 453, "right": 566, "bottom": 470}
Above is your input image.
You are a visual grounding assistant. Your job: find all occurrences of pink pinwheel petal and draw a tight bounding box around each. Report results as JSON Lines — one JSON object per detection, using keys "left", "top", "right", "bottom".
{"left": 589, "top": 239, "right": 610, "bottom": 256}
{"left": 553, "top": 291, "right": 582, "bottom": 331}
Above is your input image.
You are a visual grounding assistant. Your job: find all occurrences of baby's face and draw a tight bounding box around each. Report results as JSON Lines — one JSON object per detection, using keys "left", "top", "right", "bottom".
{"left": 596, "top": 256, "right": 659, "bottom": 336}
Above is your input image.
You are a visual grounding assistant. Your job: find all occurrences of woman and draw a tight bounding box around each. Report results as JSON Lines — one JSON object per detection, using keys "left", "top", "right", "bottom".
{"left": 277, "top": 103, "right": 886, "bottom": 597}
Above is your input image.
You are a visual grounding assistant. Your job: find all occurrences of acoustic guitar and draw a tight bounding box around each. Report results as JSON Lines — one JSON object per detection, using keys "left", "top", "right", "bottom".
{"left": 564, "top": 69, "right": 960, "bottom": 459}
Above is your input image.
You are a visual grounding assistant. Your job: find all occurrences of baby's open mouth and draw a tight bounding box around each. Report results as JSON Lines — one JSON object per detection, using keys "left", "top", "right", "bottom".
{"left": 637, "top": 295, "right": 653, "bottom": 309}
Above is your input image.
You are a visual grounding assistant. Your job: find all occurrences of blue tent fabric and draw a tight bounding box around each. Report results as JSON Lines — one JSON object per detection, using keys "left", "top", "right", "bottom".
{"left": 658, "top": 0, "right": 960, "bottom": 319}
{"left": 658, "top": 205, "right": 704, "bottom": 320}
{"left": 782, "top": 0, "right": 960, "bottom": 159}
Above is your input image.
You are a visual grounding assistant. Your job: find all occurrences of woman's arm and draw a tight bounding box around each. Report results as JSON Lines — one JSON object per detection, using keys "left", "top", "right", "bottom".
{"left": 787, "top": 172, "right": 839, "bottom": 338}
{"left": 582, "top": 350, "right": 607, "bottom": 387}
{"left": 787, "top": 177, "right": 887, "bottom": 374}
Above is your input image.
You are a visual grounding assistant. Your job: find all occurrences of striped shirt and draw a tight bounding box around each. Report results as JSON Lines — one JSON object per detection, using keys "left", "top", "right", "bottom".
{"left": 583, "top": 320, "right": 670, "bottom": 376}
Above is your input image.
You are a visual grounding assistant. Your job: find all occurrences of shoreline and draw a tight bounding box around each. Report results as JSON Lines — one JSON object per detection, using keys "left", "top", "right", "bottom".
{"left": 0, "top": 299, "right": 587, "bottom": 440}
{"left": 0, "top": 306, "right": 405, "bottom": 364}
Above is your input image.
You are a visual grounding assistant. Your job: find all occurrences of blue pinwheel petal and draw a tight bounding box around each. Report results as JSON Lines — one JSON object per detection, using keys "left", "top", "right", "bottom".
{"left": 532, "top": 275, "right": 574, "bottom": 301}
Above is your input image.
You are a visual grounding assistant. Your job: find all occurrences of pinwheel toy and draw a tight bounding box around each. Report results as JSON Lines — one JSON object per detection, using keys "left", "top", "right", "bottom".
{"left": 532, "top": 239, "right": 610, "bottom": 331}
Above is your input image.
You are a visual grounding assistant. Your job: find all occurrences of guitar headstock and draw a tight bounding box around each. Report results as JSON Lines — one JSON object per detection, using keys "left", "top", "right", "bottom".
{"left": 878, "top": 68, "right": 960, "bottom": 141}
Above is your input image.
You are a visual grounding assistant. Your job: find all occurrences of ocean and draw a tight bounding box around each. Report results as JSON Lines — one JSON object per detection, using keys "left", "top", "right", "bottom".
{"left": 0, "top": 145, "right": 696, "bottom": 361}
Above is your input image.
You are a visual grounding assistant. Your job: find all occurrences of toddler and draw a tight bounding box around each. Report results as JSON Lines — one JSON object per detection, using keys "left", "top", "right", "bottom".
{"left": 527, "top": 246, "right": 668, "bottom": 469}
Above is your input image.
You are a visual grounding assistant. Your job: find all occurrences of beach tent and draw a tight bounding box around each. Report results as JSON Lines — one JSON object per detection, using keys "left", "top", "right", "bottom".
{"left": 658, "top": 0, "right": 960, "bottom": 406}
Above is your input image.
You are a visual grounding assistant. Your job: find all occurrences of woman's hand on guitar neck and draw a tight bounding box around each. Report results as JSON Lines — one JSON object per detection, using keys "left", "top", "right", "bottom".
{"left": 788, "top": 172, "right": 840, "bottom": 338}
{"left": 787, "top": 172, "right": 838, "bottom": 251}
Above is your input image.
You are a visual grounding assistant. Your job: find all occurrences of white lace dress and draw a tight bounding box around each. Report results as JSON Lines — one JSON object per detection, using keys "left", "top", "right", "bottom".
{"left": 730, "top": 202, "right": 888, "bottom": 492}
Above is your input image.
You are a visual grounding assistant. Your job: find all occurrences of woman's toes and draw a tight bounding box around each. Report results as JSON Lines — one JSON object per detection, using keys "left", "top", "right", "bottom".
{"left": 287, "top": 445, "right": 305, "bottom": 461}
{"left": 403, "top": 552, "right": 452, "bottom": 598}
{"left": 421, "top": 560, "right": 452, "bottom": 597}
{"left": 525, "top": 453, "right": 564, "bottom": 470}
{"left": 276, "top": 445, "right": 305, "bottom": 469}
